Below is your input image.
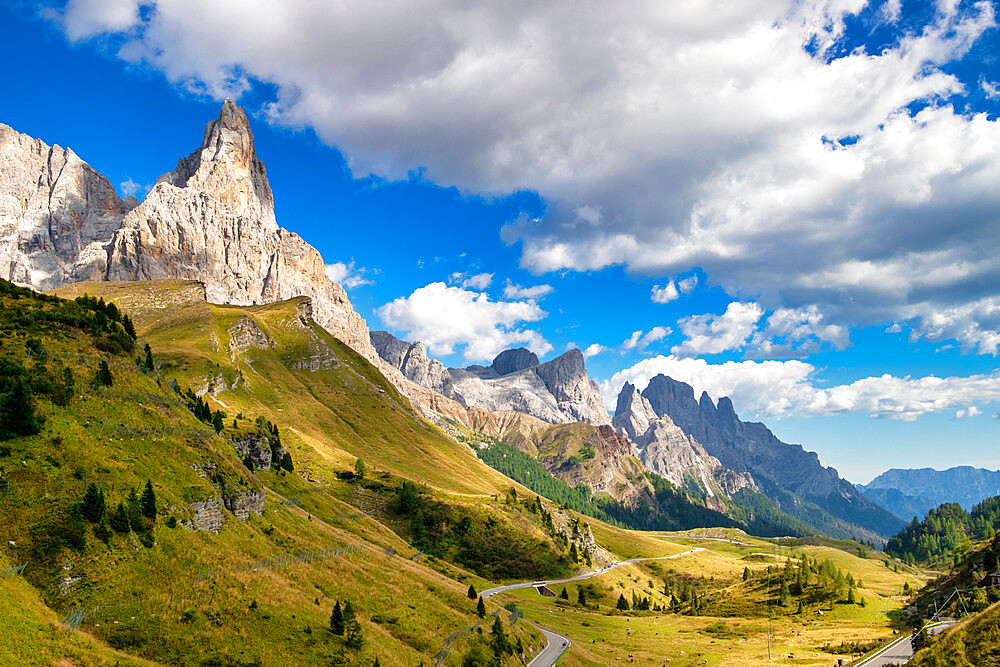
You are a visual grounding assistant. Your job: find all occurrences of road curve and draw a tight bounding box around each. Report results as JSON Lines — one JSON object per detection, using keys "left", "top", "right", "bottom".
{"left": 527, "top": 624, "right": 571, "bottom": 667}
{"left": 481, "top": 548, "right": 705, "bottom": 599}
{"left": 853, "top": 620, "right": 955, "bottom": 667}
{"left": 483, "top": 548, "right": 704, "bottom": 666}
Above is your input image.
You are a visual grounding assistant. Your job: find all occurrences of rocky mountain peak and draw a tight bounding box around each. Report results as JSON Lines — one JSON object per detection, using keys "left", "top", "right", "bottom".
{"left": 491, "top": 347, "right": 539, "bottom": 376}
{"left": 612, "top": 382, "right": 657, "bottom": 440}
{"left": 370, "top": 331, "right": 455, "bottom": 398}
{"left": 155, "top": 98, "right": 275, "bottom": 224}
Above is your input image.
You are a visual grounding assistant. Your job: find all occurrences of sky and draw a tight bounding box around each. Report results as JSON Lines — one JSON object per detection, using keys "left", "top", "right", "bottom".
{"left": 1, "top": 0, "right": 999, "bottom": 482}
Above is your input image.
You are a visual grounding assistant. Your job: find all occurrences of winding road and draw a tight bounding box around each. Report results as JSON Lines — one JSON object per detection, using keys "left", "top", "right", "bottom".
{"left": 484, "top": 547, "right": 705, "bottom": 666}
{"left": 853, "top": 620, "right": 955, "bottom": 667}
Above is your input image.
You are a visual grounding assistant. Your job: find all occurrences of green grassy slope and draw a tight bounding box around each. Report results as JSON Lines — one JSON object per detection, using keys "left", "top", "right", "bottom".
{"left": 1, "top": 279, "right": 545, "bottom": 666}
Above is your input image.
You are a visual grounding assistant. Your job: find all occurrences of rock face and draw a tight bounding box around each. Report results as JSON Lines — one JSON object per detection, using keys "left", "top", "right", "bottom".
{"left": 0, "top": 101, "right": 382, "bottom": 372}
{"left": 637, "top": 374, "right": 904, "bottom": 537}
{"left": 370, "top": 330, "right": 455, "bottom": 397}
{"left": 447, "top": 349, "right": 611, "bottom": 426}
{"left": 0, "top": 123, "right": 137, "bottom": 290}
{"left": 613, "top": 382, "right": 754, "bottom": 497}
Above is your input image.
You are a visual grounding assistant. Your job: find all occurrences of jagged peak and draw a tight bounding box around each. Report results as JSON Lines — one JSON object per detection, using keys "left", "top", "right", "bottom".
{"left": 491, "top": 347, "right": 539, "bottom": 375}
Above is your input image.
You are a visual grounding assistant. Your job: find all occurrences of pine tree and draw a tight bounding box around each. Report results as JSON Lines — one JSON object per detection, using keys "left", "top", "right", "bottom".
{"left": 142, "top": 343, "right": 154, "bottom": 371}
{"left": 779, "top": 580, "right": 790, "bottom": 606}
{"left": 122, "top": 314, "right": 136, "bottom": 339}
{"left": 141, "top": 480, "right": 157, "bottom": 519}
{"left": 743, "top": 566, "right": 750, "bottom": 581}
{"left": 126, "top": 487, "right": 143, "bottom": 532}
{"left": 477, "top": 596, "right": 486, "bottom": 618}
{"left": 94, "top": 519, "right": 112, "bottom": 544}
{"left": 94, "top": 360, "right": 113, "bottom": 387}
{"left": 354, "top": 458, "right": 366, "bottom": 479}
{"left": 343, "top": 601, "right": 363, "bottom": 648}
{"left": 489, "top": 615, "right": 510, "bottom": 657}
{"left": 468, "top": 583, "right": 477, "bottom": 599}
{"left": 109, "top": 501, "right": 130, "bottom": 533}
{"left": 212, "top": 410, "right": 224, "bottom": 433}
{"left": 577, "top": 588, "right": 586, "bottom": 605}
{"left": 81, "top": 483, "right": 106, "bottom": 523}
{"left": 280, "top": 452, "right": 294, "bottom": 472}
{"left": 569, "top": 542, "right": 578, "bottom": 562}
{"left": 847, "top": 587, "right": 856, "bottom": 604}
{"left": 796, "top": 600, "right": 803, "bottom": 614}
{"left": 329, "top": 601, "right": 344, "bottom": 635}
{"left": 0, "top": 374, "right": 42, "bottom": 439}
{"left": 616, "top": 594, "right": 629, "bottom": 611}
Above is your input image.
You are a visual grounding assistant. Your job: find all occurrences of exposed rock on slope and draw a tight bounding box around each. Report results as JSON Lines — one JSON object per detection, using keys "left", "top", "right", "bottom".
{"left": 638, "top": 373, "right": 904, "bottom": 537}
{"left": 613, "top": 382, "right": 754, "bottom": 497}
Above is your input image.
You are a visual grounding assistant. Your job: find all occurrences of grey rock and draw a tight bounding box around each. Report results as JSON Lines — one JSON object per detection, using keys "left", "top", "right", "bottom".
{"left": 233, "top": 434, "right": 275, "bottom": 469}
{"left": 370, "top": 331, "right": 454, "bottom": 397}
{"left": 223, "top": 489, "right": 266, "bottom": 521}
{"left": 189, "top": 496, "right": 225, "bottom": 532}
{"left": 491, "top": 348, "right": 539, "bottom": 376}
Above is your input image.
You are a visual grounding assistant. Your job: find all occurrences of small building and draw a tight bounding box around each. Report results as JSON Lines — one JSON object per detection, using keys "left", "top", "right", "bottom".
{"left": 981, "top": 571, "right": 1000, "bottom": 587}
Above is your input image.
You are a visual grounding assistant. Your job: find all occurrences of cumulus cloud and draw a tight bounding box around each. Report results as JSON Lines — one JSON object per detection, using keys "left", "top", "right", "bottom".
{"left": 748, "top": 305, "right": 849, "bottom": 358}
{"left": 600, "top": 355, "right": 1000, "bottom": 422}
{"left": 324, "top": 261, "right": 372, "bottom": 288}
{"left": 377, "top": 282, "right": 551, "bottom": 362}
{"left": 582, "top": 343, "right": 604, "bottom": 358}
{"left": 678, "top": 276, "right": 699, "bottom": 294}
{"left": 503, "top": 280, "right": 553, "bottom": 299}
{"left": 56, "top": 0, "right": 1000, "bottom": 353}
{"left": 651, "top": 282, "right": 679, "bottom": 304}
{"left": 672, "top": 301, "right": 763, "bottom": 357}
{"left": 622, "top": 326, "right": 672, "bottom": 351}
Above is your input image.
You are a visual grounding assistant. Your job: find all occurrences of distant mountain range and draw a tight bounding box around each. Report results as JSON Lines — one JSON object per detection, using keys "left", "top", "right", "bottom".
{"left": 859, "top": 466, "right": 1000, "bottom": 521}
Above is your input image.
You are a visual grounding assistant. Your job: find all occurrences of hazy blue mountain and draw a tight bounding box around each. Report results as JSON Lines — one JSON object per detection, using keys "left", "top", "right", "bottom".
{"left": 861, "top": 466, "right": 1000, "bottom": 519}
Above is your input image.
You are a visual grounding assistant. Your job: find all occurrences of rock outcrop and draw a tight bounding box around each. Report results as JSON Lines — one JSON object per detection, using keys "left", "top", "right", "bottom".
{"left": 637, "top": 374, "right": 904, "bottom": 537}
{"left": 613, "top": 382, "right": 754, "bottom": 497}
{"left": 370, "top": 330, "right": 455, "bottom": 397}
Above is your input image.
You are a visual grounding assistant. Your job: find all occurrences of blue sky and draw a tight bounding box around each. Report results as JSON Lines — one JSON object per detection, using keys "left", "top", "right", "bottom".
{"left": 2, "top": 1, "right": 999, "bottom": 482}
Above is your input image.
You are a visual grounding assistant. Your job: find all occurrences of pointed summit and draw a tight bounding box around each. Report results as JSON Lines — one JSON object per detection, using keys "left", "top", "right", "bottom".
{"left": 155, "top": 98, "right": 275, "bottom": 223}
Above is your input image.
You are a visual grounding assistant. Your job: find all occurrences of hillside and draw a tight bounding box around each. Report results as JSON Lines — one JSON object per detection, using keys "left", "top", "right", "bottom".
{"left": 0, "top": 278, "right": 554, "bottom": 665}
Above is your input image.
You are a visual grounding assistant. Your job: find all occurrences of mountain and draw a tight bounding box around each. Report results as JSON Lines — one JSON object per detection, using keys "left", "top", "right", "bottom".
{"left": 634, "top": 374, "right": 904, "bottom": 539}
{"left": 1, "top": 100, "right": 380, "bottom": 369}
{"left": 371, "top": 333, "right": 611, "bottom": 426}
{"left": 613, "top": 382, "right": 755, "bottom": 498}
{"left": 862, "top": 467, "right": 1000, "bottom": 519}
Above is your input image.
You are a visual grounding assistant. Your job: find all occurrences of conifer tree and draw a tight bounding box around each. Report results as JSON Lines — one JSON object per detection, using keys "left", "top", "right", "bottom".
{"left": 616, "top": 594, "right": 629, "bottom": 611}
{"left": 477, "top": 596, "right": 486, "bottom": 617}
{"left": 560, "top": 587, "right": 569, "bottom": 600}
{"left": 81, "top": 483, "right": 106, "bottom": 523}
{"left": 110, "top": 501, "right": 130, "bottom": 533}
{"left": 577, "top": 588, "right": 586, "bottom": 605}
{"left": 569, "top": 542, "right": 578, "bottom": 562}
{"left": 468, "top": 583, "right": 477, "bottom": 599}
{"left": 212, "top": 410, "right": 224, "bottom": 433}
{"left": 354, "top": 458, "right": 366, "bottom": 479}
{"left": 142, "top": 343, "right": 154, "bottom": 371}
{"left": 329, "top": 601, "right": 344, "bottom": 635}
{"left": 141, "top": 479, "right": 157, "bottom": 519}
{"left": 743, "top": 566, "right": 750, "bottom": 581}
{"left": 343, "top": 601, "right": 363, "bottom": 648}
{"left": 489, "top": 615, "right": 510, "bottom": 657}
{"left": 94, "top": 360, "right": 113, "bottom": 387}
{"left": 126, "top": 487, "right": 143, "bottom": 532}
{"left": 0, "top": 374, "right": 42, "bottom": 440}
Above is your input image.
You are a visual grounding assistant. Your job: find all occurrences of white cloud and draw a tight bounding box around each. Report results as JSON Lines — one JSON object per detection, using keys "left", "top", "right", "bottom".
{"left": 672, "top": 301, "right": 763, "bottom": 357}
{"left": 56, "top": 1, "right": 1000, "bottom": 354}
{"left": 885, "top": 323, "right": 903, "bottom": 334}
{"left": 582, "top": 343, "right": 605, "bottom": 358}
{"left": 377, "top": 282, "right": 551, "bottom": 362}
{"left": 324, "top": 261, "right": 372, "bottom": 289}
{"left": 601, "top": 355, "right": 1000, "bottom": 422}
{"left": 459, "top": 272, "right": 493, "bottom": 290}
{"left": 503, "top": 280, "right": 554, "bottom": 300}
{"left": 983, "top": 79, "right": 1000, "bottom": 99}
{"left": 622, "top": 326, "right": 672, "bottom": 351}
{"left": 955, "top": 406, "right": 982, "bottom": 419}
{"left": 748, "top": 305, "right": 848, "bottom": 358}
{"left": 651, "top": 282, "right": 679, "bottom": 304}
{"left": 118, "top": 176, "right": 150, "bottom": 199}
{"left": 678, "top": 276, "right": 699, "bottom": 294}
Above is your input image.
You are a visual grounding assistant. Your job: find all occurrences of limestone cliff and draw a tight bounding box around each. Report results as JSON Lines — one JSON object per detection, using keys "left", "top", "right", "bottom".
{"left": 370, "top": 330, "right": 456, "bottom": 398}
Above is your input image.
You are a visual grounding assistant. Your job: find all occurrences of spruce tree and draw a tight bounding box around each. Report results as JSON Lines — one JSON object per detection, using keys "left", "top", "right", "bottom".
{"left": 477, "top": 596, "right": 486, "bottom": 617}
{"left": 354, "top": 458, "right": 366, "bottom": 479}
{"left": 489, "top": 615, "right": 510, "bottom": 657}
{"left": 616, "top": 594, "right": 629, "bottom": 611}
{"left": 141, "top": 480, "right": 157, "bottom": 519}
{"left": 212, "top": 411, "right": 224, "bottom": 433}
{"left": 122, "top": 314, "right": 136, "bottom": 339}
{"left": 468, "top": 583, "right": 477, "bottom": 599}
{"left": 578, "top": 588, "right": 586, "bottom": 605}
{"left": 343, "top": 601, "right": 363, "bottom": 649}
{"left": 81, "top": 483, "right": 106, "bottom": 523}
{"left": 560, "top": 587, "right": 569, "bottom": 600}
{"left": 94, "top": 360, "right": 113, "bottom": 387}
{"left": 280, "top": 452, "right": 294, "bottom": 472}
{"left": 0, "top": 374, "right": 42, "bottom": 440}
{"left": 329, "top": 601, "right": 344, "bottom": 635}
{"left": 110, "top": 501, "right": 130, "bottom": 533}
{"left": 742, "top": 567, "right": 750, "bottom": 581}
{"left": 126, "top": 487, "right": 143, "bottom": 532}
{"left": 569, "top": 542, "right": 578, "bottom": 562}
{"left": 142, "top": 343, "right": 154, "bottom": 371}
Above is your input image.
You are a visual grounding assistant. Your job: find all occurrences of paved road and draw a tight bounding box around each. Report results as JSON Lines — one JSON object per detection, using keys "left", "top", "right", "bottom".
{"left": 527, "top": 624, "right": 571, "bottom": 667}
{"left": 482, "top": 548, "right": 704, "bottom": 665}
{"left": 481, "top": 548, "right": 705, "bottom": 599}
{"left": 853, "top": 620, "right": 955, "bottom": 667}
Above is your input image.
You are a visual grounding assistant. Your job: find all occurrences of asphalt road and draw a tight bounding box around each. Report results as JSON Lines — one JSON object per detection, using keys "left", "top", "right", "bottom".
{"left": 482, "top": 547, "right": 705, "bottom": 665}
{"left": 526, "top": 624, "right": 571, "bottom": 667}
{"left": 853, "top": 620, "right": 956, "bottom": 667}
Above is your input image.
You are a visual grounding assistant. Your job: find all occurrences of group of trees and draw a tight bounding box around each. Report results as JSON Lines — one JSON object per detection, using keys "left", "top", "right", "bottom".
{"left": 81, "top": 480, "right": 158, "bottom": 546}
{"left": 745, "top": 555, "right": 866, "bottom": 610}
{"left": 328, "top": 600, "right": 363, "bottom": 649}
{"left": 886, "top": 497, "right": 1000, "bottom": 565}
{"left": 0, "top": 347, "right": 80, "bottom": 440}
{"left": 459, "top": 616, "right": 522, "bottom": 667}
